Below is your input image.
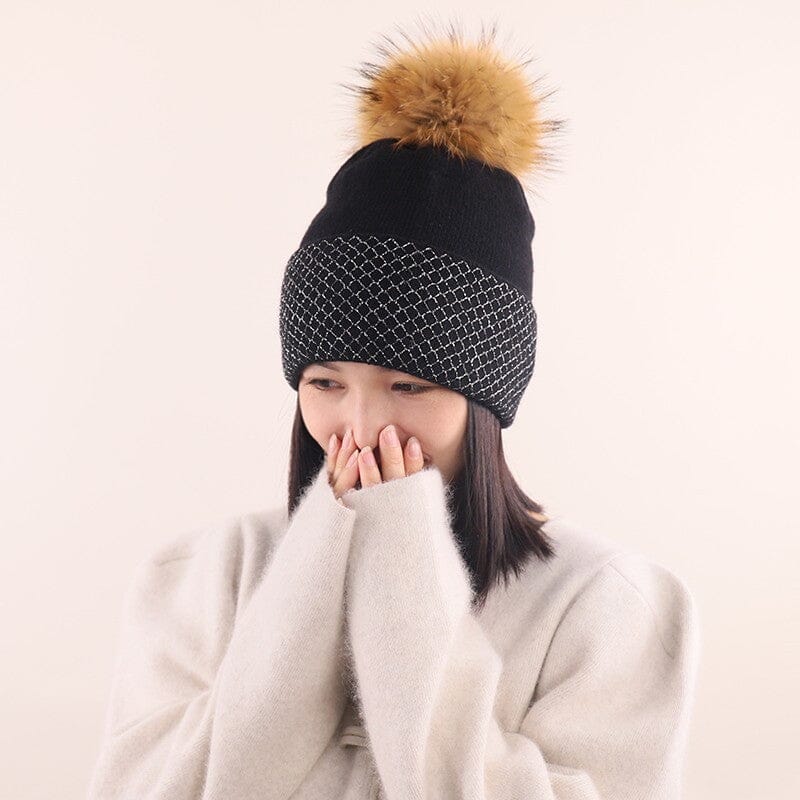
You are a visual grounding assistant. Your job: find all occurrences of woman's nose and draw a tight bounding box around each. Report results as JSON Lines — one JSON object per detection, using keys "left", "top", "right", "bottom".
{"left": 351, "top": 425, "right": 394, "bottom": 454}
{"left": 351, "top": 429, "right": 378, "bottom": 452}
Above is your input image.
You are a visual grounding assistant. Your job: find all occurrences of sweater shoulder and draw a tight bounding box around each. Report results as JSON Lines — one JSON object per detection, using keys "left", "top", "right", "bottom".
{"left": 520, "top": 515, "right": 700, "bottom": 662}
{"left": 507, "top": 513, "right": 629, "bottom": 600}
{"left": 131, "top": 504, "right": 290, "bottom": 615}
{"left": 531, "top": 513, "right": 693, "bottom": 588}
{"left": 492, "top": 514, "right": 699, "bottom": 659}
{"left": 141, "top": 504, "right": 287, "bottom": 560}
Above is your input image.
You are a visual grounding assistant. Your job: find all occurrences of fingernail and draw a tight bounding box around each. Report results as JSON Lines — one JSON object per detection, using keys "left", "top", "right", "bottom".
{"left": 343, "top": 428, "right": 352, "bottom": 447}
{"left": 409, "top": 437, "right": 421, "bottom": 457}
{"left": 361, "top": 446, "right": 376, "bottom": 466}
{"left": 328, "top": 434, "right": 337, "bottom": 455}
{"left": 346, "top": 449, "right": 359, "bottom": 468}
{"left": 384, "top": 425, "right": 399, "bottom": 446}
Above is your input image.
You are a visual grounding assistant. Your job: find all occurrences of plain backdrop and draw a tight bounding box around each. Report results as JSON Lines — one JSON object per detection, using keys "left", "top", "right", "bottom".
{"left": 1, "top": 2, "right": 798, "bottom": 799}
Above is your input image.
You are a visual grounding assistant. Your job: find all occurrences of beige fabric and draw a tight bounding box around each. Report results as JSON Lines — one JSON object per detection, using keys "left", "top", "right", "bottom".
{"left": 86, "top": 463, "right": 700, "bottom": 799}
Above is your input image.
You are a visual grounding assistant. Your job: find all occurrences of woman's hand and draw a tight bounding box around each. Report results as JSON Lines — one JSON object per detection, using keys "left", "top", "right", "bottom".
{"left": 327, "top": 425, "right": 425, "bottom": 503}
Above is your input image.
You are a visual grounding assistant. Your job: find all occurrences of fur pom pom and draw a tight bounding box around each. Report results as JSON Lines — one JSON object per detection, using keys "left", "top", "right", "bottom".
{"left": 340, "top": 18, "right": 564, "bottom": 188}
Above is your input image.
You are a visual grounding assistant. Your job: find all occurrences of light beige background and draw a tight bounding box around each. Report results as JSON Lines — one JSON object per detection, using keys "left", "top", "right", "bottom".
{"left": 1, "top": 2, "right": 798, "bottom": 799}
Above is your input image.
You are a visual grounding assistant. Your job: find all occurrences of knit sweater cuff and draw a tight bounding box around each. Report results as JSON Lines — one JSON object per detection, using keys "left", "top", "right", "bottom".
{"left": 338, "top": 465, "right": 480, "bottom": 795}
{"left": 340, "top": 465, "right": 474, "bottom": 619}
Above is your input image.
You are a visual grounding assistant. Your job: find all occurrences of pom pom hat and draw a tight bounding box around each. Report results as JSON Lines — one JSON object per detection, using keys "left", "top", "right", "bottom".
{"left": 279, "top": 20, "right": 563, "bottom": 427}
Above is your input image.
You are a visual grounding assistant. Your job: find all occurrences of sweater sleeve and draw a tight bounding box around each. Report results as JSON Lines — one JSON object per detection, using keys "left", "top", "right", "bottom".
{"left": 339, "top": 466, "right": 701, "bottom": 800}
{"left": 86, "top": 463, "right": 357, "bottom": 800}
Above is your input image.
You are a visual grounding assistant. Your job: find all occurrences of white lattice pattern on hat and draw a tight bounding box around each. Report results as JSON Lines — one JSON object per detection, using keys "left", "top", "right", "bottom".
{"left": 279, "top": 233, "right": 536, "bottom": 427}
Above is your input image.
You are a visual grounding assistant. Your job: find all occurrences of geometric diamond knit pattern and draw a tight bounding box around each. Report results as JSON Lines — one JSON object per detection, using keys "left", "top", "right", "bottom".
{"left": 279, "top": 232, "right": 537, "bottom": 428}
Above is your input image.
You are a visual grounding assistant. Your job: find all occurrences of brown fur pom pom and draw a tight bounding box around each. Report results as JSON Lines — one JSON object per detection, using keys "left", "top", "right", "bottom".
{"left": 340, "top": 18, "right": 564, "bottom": 190}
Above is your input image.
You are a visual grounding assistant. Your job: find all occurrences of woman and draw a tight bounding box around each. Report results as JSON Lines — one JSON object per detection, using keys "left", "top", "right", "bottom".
{"left": 87, "top": 21, "right": 700, "bottom": 800}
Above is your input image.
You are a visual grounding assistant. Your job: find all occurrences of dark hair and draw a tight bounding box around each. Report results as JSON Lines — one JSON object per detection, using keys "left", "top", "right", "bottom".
{"left": 287, "top": 396, "right": 557, "bottom": 612}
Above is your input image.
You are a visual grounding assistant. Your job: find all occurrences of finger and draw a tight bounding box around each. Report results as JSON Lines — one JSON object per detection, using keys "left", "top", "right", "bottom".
{"left": 333, "top": 428, "right": 355, "bottom": 481}
{"left": 358, "top": 446, "right": 383, "bottom": 488}
{"left": 378, "top": 425, "right": 406, "bottom": 481}
{"left": 332, "top": 447, "right": 360, "bottom": 499}
{"left": 326, "top": 433, "right": 340, "bottom": 479}
{"left": 405, "top": 435, "right": 425, "bottom": 474}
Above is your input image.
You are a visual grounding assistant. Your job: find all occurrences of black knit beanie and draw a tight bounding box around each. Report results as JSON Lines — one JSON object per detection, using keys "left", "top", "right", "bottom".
{"left": 279, "top": 22, "right": 562, "bottom": 428}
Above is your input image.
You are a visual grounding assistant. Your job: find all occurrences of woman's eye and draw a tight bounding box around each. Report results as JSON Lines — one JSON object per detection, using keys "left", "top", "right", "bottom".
{"left": 306, "top": 379, "right": 428, "bottom": 394}
{"left": 307, "top": 378, "right": 336, "bottom": 390}
{"left": 394, "top": 383, "right": 429, "bottom": 394}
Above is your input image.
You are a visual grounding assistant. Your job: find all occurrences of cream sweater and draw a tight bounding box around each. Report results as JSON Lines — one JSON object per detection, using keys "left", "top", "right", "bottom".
{"left": 86, "top": 463, "right": 701, "bottom": 800}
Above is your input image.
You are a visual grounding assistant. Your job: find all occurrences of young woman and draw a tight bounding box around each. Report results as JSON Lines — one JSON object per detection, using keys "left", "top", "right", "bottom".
{"left": 87, "top": 22, "right": 700, "bottom": 800}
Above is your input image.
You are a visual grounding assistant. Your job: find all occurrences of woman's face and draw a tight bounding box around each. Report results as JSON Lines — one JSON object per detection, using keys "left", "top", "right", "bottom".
{"left": 298, "top": 360, "right": 468, "bottom": 484}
